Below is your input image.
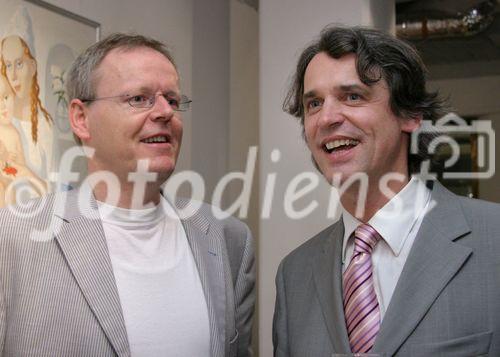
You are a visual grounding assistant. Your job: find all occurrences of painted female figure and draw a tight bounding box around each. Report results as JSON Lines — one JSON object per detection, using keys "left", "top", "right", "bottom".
{"left": 0, "top": 68, "right": 46, "bottom": 207}
{"left": 1, "top": 35, "right": 54, "bottom": 183}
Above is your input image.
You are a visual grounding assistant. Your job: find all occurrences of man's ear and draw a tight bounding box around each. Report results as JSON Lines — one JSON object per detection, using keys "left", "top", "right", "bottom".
{"left": 401, "top": 114, "right": 422, "bottom": 134}
{"left": 69, "top": 99, "right": 91, "bottom": 142}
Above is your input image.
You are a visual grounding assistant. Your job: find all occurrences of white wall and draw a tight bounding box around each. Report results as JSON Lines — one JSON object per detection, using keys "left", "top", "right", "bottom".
{"left": 258, "top": 1, "right": 395, "bottom": 355}
{"left": 191, "top": 0, "right": 230, "bottom": 195}
{"left": 229, "top": 0, "right": 260, "bottom": 350}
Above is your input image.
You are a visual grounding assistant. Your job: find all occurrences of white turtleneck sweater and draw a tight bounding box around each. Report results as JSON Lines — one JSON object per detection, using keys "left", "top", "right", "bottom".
{"left": 97, "top": 196, "right": 210, "bottom": 357}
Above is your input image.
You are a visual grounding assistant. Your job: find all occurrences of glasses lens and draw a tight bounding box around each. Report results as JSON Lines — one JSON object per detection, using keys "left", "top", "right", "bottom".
{"left": 128, "top": 94, "right": 154, "bottom": 108}
{"left": 127, "top": 93, "right": 191, "bottom": 111}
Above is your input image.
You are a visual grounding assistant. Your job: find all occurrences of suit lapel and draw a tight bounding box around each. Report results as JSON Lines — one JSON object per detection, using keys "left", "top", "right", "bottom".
{"left": 372, "top": 183, "right": 472, "bottom": 355}
{"left": 311, "top": 220, "right": 351, "bottom": 353}
{"left": 53, "top": 189, "right": 130, "bottom": 357}
{"left": 176, "top": 199, "right": 226, "bottom": 357}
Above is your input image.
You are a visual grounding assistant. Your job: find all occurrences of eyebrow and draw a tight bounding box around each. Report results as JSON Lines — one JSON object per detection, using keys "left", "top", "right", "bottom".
{"left": 123, "top": 86, "right": 180, "bottom": 97}
{"left": 338, "top": 83, "right": 370, "bottom": 95}
{"left": 302, "top": 90, "right": 317, "bottom": 102}
{"left": 302, "top": 83, "right": 370, "bottom": 102}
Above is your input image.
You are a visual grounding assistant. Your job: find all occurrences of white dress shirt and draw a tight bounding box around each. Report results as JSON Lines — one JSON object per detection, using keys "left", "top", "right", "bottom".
{"left": 342, "top": 177, "right": 432, "bottom": 320}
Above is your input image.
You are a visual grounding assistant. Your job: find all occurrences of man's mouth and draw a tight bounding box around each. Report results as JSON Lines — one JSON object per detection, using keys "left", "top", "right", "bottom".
{"left": 140, "top": 135, "right": 169, "bottom": 144}
{"left": 324, "top": 139, "right": 359, "bottom": 153}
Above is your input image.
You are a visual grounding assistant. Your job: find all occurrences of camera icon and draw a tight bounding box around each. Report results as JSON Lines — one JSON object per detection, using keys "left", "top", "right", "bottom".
{"left": 411, "top": 113, "right": 495, "bottom": 179}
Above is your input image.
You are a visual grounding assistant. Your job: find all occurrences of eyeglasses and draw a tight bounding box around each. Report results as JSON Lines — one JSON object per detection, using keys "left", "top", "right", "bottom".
{"left": 81, "top": 93, "right": 192, "bottom": 112}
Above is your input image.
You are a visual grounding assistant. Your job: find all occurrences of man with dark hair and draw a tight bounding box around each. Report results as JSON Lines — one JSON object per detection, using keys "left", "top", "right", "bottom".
{"left": 273, "top": 26, "right": 500, "bottom": 356}
{"left": 0, "top": 33, "right": 255, "bottom": 356}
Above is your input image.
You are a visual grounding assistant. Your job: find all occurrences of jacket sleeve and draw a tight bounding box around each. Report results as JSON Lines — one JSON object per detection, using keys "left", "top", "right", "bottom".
{"left": 0, "top": 277, "right": 5, "bottom": 355}
{"left": 234, "top": 224, "right": 256, "bottom": 357}
{"left": 273, "top": 260, "right": 290, "bottom": 357}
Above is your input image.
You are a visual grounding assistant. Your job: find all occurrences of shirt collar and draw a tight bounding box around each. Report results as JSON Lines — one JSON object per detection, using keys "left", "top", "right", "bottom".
{"left": 341, "top": 177, "right": 431, "bottom": 261}
{"left": 96, "top": 194, "right": 179, "bottom": 227}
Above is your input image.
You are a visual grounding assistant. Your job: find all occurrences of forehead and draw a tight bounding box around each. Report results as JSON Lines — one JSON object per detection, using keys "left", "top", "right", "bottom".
{"left": 303, "top": 52, "right": 390, "bottom": 96}
{"left": 2, "top": 36, "right": 24, "bottom": 59}
{"left": 93, "top": 46, "right": 179, "bottom": 94}
{"left": 304, "top": 52, "right": 360, "bottom": 89}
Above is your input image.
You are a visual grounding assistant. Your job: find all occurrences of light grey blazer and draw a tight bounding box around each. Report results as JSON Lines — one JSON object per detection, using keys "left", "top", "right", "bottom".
{"left": 273, "top": 182, "right": 500, "bottom": 356}
{"left": 0, "top": 187, "right": 255, "bottom": 357}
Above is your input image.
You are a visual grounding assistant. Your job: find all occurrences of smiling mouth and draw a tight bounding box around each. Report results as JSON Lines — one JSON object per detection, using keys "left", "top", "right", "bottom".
{"left": 140, "top": 135, "right": 170, "bottom": 144}
{"left": 324, "top": 139, "right": 359, "bottom": 153}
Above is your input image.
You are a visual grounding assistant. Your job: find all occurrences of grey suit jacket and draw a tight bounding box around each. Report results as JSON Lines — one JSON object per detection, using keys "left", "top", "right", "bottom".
{"left": 0, "top": 187, "right": 255, "bottom": 357}
{"left": 273, "top": 182, "right": 500, "bottom": 356}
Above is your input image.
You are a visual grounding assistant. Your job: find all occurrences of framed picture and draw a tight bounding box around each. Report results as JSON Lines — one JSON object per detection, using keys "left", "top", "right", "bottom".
{"left": 0, "top": 0, "right": 99, "bottom": 207}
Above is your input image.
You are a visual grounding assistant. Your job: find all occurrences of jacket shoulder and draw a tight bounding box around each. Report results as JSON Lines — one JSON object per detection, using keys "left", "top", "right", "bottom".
{"left": 174, "top": 197, "right": 251, "bottom": 240}
{"left": 456, "top": 195, "right": 500, "bottom": 245}
{"left": 0, "top": 192, "right": 58, "bottom": 240}
{"left": 457, "top": 195, "right": 500, "bottom": 222}
{"left": 280, "top": 220, "right": 341, "bottom": 270}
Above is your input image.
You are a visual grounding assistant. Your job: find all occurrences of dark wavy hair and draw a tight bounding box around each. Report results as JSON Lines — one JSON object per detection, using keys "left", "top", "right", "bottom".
{"left": 283, "top": 25, "right": 445, "bottom": 174}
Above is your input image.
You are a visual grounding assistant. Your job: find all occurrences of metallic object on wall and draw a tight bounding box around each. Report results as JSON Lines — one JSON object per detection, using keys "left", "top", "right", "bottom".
{"left": 397, "top": 0, "right": 497, "bottom": 39}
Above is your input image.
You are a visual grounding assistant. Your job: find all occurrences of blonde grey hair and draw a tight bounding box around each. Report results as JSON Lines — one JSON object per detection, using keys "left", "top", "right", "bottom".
{"left": 66, "top": 33, "right": 176, "bottom": 102}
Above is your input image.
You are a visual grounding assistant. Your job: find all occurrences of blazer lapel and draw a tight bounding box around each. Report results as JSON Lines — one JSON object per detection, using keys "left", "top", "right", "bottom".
{"left": 53, "top": 189, "right": 130, "bottom": 356}
{"left": 372, "top": 183, "right": 472, "bottom": 356}
{"left": 311, "top": 220, "right": 351, "bottom": 353}
{"left": 176, "top": 199, "right": 226, "bottom": 357}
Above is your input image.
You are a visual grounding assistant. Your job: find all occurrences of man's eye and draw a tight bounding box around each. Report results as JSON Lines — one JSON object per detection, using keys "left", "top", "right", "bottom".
{"left": 129, "top": 95, "right": 149, "bottom": 105}
{"left": 306, "top": 99, "right": 322, "bottom": 112}
{"left": 347, "top": 93, "right": 362, "bottom": 101}
{"left": 167, "top": 97, "right": 180, "bottom": 109}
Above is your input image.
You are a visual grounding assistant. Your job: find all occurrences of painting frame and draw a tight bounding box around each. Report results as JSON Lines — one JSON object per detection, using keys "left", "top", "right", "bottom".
{"left": 24, "top": 0, "right": 101, "bottom": 41}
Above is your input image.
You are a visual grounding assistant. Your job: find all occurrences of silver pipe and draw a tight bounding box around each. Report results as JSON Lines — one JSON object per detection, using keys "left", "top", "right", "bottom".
{"left": 396, "top": 0, "right": 496, "bottom": 39}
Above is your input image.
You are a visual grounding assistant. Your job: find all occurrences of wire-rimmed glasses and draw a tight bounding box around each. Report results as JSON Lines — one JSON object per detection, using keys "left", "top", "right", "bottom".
{"left": 81, "top": 93, "right": 192, "bottom": 112}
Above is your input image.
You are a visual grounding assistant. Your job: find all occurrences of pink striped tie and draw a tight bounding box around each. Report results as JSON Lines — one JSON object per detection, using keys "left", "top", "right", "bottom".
{"left": 343, "top": 224, "right": 382, "bottom": 353}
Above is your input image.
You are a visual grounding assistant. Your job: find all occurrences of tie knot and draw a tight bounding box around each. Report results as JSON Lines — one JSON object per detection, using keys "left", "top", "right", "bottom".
{"left": 353, "top": 224, "right": 381, "bottom": 255}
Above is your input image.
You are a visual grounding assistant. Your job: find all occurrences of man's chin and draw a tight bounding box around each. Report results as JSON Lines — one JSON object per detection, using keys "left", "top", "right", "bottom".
{"left": 323, "top": 170, "right": 369, "bottom": 189}
{"left": 122, "top": 158, "right": 175, "bottom": 188}
{"left": 312, "top": 155, "right": 352, "bottom": 185}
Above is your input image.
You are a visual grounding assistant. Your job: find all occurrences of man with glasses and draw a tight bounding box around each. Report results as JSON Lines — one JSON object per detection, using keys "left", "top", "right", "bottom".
{"left": 0, "top": 33, "right": 255, "bottom": 357}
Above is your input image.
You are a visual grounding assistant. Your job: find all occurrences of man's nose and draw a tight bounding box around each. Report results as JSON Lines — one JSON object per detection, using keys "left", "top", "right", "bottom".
{"left": 317, "top": 99, "right": 345, "bottom": 128}
{"left": 150, "top": 94, "right": 175, "bottom": 121}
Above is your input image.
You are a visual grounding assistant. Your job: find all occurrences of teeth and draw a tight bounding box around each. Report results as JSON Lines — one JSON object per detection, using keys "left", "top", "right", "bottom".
{"left": 325, "top": 139, "right": 359, "bottom": 150}
{"left": 142, "top": 136, "right": 167, "bottom": 143}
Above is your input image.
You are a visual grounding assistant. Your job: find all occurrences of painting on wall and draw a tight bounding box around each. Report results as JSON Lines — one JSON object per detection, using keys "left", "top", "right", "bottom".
{"left": 0, "top": 0, "right": 100, "bottom": 208}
